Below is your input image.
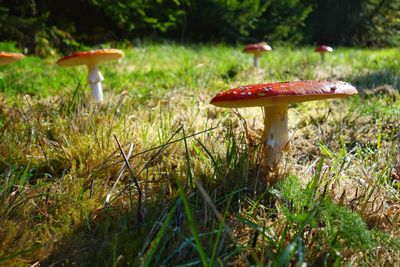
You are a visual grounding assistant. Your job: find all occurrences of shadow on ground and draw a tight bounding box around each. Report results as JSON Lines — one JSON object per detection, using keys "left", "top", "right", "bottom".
{"left": 346, "top": 69, "right": 400, "bottom": 94}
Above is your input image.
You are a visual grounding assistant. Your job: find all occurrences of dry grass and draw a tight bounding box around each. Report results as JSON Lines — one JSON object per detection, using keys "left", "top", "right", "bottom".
{"left": 0, "top": 43, "right": 399, "bottom": 266}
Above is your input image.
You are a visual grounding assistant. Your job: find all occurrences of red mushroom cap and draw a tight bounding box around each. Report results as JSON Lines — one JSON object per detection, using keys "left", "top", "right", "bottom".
{"left": 210, "top": 80, "right": 357, "bottom": 108}
{"left": 56, "top": 49, "right": 124, "bottom": 67}
{"left": 243, "top": 43, "right": 272, "bottom": 54}
{"left": 315, "top": 45, "right": 333, "bottom": 53}
{"left": 0, "top": 52, "right": 25, "bottom": 65}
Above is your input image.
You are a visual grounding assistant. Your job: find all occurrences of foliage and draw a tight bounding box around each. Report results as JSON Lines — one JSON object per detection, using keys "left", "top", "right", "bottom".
{"left": 182, "top": 0, "right": 268, "bottom": 42}
{"left": 307, "top": 0, "right": 400, "bottom": 46}
{"left": 0, "top": 42, "right": 20, "bottom": 52}
{"left": 89, "top": 0, "right": 185, "bottom": 34}
{"left": 1, "top": 0, "right": 399, "bottom": 52}
{"left": 251, "top": 0, "right": 314, "bottom": 44}
{"left": 0, "top": 1, "right": 82, "bottom": 56}
{"left": 358, "top": 0, "right": 400, "bottom": 46}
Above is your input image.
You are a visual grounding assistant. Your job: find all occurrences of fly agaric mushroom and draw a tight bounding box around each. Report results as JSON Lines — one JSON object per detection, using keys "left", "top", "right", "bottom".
{"left": 0, "top": 52, "right": 25, "bottom": 66}
{"left": 56, "top": 49, "right": 124, "bottom": 103}
{"left": 315, "top": 45, "right": 333, "bottom": 62}
{"left": 210, "top": 80, "right": 357, "bottom": 169}
{"left": 243, "top": 42, "right": 272, "bottom": 69}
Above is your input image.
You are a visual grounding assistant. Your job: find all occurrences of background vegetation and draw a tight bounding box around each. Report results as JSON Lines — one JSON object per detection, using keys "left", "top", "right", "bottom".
{"left": 0, "top": 42, "right": 399, "bottom": 266}
{"left": 1, "top": 0, "right": 400, "bottom": 56}
{"left": 0, "top": 0, "right": 399, "bottom": 266}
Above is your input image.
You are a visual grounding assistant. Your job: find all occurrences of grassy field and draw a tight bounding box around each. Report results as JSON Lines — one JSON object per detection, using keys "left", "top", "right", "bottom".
{"left": 0, "top": 41, "right": 399, "bottom": 266}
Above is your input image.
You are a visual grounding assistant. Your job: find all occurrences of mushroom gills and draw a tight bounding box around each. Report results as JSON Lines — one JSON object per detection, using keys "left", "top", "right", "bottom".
{"left": 263, "top": 104, "right": 289, "bottom": 168}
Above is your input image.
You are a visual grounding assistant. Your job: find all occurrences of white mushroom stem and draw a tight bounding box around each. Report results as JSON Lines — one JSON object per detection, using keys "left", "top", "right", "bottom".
{"left": 263, "top": 105, "right": 289, "bottom": 168}
{"left": 320, "top": 53, "right": 326, "bottom": 62}
{"left": 88, "top": 65, "right": 104, "bottom": 103}
{"left": 253, "top": 55, "right": 260, "bottom": 68}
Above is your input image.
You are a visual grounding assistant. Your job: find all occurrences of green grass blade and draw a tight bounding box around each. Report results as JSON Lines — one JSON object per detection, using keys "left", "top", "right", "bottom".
{"left": 210, "top": 192, "right": 234, "bottom": 264}
{"left": 142, "top": 201, "right": 178, "bottom": 267}
{"left": 183, "top": 127, "right": 194, "bottom": 189}
{"left": 175, "top": 175, "right": 208, "bottom": 266}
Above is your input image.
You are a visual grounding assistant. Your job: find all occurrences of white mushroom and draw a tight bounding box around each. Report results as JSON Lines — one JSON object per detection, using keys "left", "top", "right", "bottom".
{"left": 56, "top": 49, "right": 124, "bottom": 103}
{"left": 210, "top": 80, "right": 358, "bottom": 169}
{"left": 243, "top": 43, "right": 272, "bottom": 69}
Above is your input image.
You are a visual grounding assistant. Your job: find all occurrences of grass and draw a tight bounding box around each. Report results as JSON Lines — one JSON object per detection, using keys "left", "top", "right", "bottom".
{"left": 0, "top": 41, "right": 399, "bottom": 266}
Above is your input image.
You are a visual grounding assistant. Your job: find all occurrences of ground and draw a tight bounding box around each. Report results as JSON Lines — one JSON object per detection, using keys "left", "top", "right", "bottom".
{"left": 0, "top": 42, "right": 399, "bottom": 266}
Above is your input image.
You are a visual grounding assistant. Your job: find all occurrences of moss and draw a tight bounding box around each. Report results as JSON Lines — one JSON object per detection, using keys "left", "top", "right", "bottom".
{"left": 0, "top": 43, "right": 399, "bottom": 265}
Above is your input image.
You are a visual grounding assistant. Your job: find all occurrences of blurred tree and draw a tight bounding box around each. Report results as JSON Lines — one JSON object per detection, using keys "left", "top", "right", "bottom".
{"left": 181, "top": 0, "right": 267, "bottom": 42}
{"left": 355, "top": 0, "right": 400, "bottom": 46}
{"left": 0, "top": 0, "right": 82, "bottom": 56}
{"left": 308, "top": 0, "right": 400, "bottom": 46}
{"left": 0, "top": 0, "right": 398, "bottom": 52}
{"left": 250, "top": 0, "right": 314, "bottom": 44}
{"left": 89, "top": 0, "right": 185, "bottom": 36}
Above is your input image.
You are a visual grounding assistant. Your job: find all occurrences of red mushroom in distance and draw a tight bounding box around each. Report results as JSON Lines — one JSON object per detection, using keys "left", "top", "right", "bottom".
{"left": 0, "top": 52, "right": 25, "bottom": 66}
{"left": 56, "top": 49, "right": 124, "bottom": 103}
{"left": 210, "top": 80, "right": 357, "bottom": 169}
{"left": 243, "top": 42, "right": 272, "bottom": 69}
{"left": 315, "top": 45, "right": 333, "bottom": 62}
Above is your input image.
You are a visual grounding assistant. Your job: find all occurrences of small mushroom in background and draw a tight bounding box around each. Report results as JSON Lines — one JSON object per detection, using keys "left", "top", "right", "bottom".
{"left": 0, "top": 52, "right": 25, "bottom": 66}
{"left": 243, "top": 42, "right": 272, "bottom": 69}
{"left": 315, "top": 45, "right": 333, "bottom": 62}
{"left": 210, "top": 80, "right": 357, "bottom": 171}
{"left": 56, "top": 49, "right": 124, "bottom": 103}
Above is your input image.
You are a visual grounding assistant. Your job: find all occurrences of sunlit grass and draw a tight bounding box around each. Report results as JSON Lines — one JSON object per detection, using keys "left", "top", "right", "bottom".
{"left": 0, "top": 42, "right": 399, "bottom": 266}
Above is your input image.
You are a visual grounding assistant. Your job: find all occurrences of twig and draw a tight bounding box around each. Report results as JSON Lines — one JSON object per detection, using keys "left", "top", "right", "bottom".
{"left": 194, "top": 179, "right": 223, "bottom": 222}
{"left": 130, "top": 124, "right": 219, "bottom": 160}
{"left": 107, "top": 125, "right": 218, "bottom": 205}
{"left": 137, "top": 125, "right": 184, "bottom": 176}
{"left": 104, "top": 142, "right": 134, "bottom": 207}
{"left": 93, "top": 124, "right": 219, "bottom": 175}
{"left": 113, "top": 135, "right": 143, "bottom": 229}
